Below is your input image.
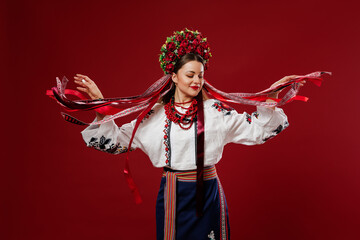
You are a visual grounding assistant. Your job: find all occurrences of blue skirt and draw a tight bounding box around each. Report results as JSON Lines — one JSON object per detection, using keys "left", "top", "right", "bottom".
{"left": 156, "top": 166, "right": 230, "bottom": 240}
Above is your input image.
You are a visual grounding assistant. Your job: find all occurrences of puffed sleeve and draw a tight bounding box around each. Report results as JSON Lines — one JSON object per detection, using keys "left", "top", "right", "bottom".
{"left": 224, "top": 106, "right": 289, "bottom": 145}
{"left": 81, "top": 115, "right": 139, "bottom": 154}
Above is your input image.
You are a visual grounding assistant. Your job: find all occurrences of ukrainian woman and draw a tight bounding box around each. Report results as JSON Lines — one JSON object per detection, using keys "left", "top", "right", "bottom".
{"left": 48, "top": 28, "right": 328, "bottom": 240}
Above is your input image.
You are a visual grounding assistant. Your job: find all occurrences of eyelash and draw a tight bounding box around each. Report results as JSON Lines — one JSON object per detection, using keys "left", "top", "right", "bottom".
{"left": 187, "top": 75, "right": 203, "bottom": 78}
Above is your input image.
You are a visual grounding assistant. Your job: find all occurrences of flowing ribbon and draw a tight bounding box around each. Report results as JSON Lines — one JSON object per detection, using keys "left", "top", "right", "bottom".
{"left": 46, "top": 71, "right": 331, "bottom": 205}
{"left": 195, "top": 91, "right": 205, "bottom": 217}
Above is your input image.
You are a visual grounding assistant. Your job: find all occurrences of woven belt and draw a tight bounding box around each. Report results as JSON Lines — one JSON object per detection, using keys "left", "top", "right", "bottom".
{"left": 162, "top": 166, "right": 217, "bottom": 240}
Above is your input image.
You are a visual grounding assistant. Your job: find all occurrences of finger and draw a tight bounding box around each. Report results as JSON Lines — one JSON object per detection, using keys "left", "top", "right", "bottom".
{"left": 74, "top": 76, "right": 86, "bottom": 81}
{"left": 76, "top": 73, "right": 88, "bottom": 77}
{"left": 74, "top": 79, "right": 87, "bottom": 87}
{"left": 76, "top": 86, "right": 88, "bottom": 93}
{"left": 76, "top": 74, "right": 92, "bottom": 82}
{"left": 74, "top": 76, "right": 88, "bottom": 83}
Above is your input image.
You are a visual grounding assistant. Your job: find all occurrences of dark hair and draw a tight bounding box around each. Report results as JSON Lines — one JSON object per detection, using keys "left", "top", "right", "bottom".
{"left": 161, "top": 53, "right": 205, "bottom": 104}
{"left": 173, "top": 53, "right": 205, "bottom": 74}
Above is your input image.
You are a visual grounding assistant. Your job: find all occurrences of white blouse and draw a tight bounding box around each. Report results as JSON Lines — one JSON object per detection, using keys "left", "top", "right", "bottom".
{"left": 81, "top": 99, "right": 289, "bottom": 170}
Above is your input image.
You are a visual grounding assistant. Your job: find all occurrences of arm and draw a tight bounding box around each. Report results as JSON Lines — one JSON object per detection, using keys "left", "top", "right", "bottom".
{"left": 81, "top": 117, "right": 139, "bottom": 154}
{"left": 74, "top": 73, "right": 139, "bottom": 154}
{"left": 74, "top": 73, "right": 105, "bottom": 121}
{"left": 223, "top": 105, "right": 289, "bottom": 145}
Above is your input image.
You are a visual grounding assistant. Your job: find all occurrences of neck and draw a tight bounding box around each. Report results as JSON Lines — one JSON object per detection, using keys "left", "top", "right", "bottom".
{"left": 174, "top": 91, "right": 193, "bottom": 105}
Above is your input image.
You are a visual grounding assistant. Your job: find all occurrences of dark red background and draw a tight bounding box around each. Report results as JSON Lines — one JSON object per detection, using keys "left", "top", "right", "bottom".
{"left": 3, "top": 0, "right": 360, "bottom": 239}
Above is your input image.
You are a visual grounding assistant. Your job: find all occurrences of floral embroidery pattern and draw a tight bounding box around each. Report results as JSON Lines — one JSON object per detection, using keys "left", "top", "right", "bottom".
{"left": 212, "top": 101, "right": 234, "bottom": 116}
{"left": 141, "top": 109, "right": 154, "bottom": 123}
{"left": 88, "top": 136, "right": 133, "bottom": 154}
{"left": 208, "top": 230, "right": 215, "bottom": 240}
{"left": 245, "top": 113, "right": 252, "bottom": 124}
{"left": 263, "top": 120, "right": 289, "bottom": 142}
{"left": 246, "top": 112, "right": 260, "bottom": 124}
{"left": 163, "top": 118, "right": 172, "bottom": 166}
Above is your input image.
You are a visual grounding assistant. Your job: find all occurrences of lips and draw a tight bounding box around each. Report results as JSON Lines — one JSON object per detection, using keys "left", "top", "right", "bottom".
{"left": 190, "top": 86, "right": 200, "bottom": 90}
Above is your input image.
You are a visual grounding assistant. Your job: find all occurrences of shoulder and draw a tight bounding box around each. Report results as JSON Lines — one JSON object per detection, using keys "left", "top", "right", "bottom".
{"left": 140, "top": 103, "right": 164, "bottom": 124}
{"left": 204, "top": 99, "right": 235, "bottom": 116}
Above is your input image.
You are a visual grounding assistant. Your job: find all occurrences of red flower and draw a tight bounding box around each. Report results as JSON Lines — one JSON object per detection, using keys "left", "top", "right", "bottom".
{"left": 185, "top": 45, "right": 193, "bottom": 53}
{"left": 185, "top": 31, "right": 195, "bottom": 41}
{"left": 196, "top": 34, "right": 203, "bottom": 40}
{"left": 200, "top": 41, "right": 209, "bottom": 49}
{"left": 165, "top": 63, "right": 174, "bottom": 73}
{"left": 192, "top": 39, "right": 200, "bottom": 48}
{"left": 165, "top": 52, "right": 176, "bottom": 62}
{"left": 180, "top": 39, "right": 189, "bottom": 48}
{"left": 203, "top": 52, "right": 210, "bottom": 60}
{"left": 178, "top": 47, "right": 186, "bottom": 56}
{"left": 195, "top": 45, "right": 204, "bottom": 55}
{"left": 166, "top": 41, "right": 176, "bottom": 51}
{"left": 175, "top": 34, "right": 184, "bottom": 42}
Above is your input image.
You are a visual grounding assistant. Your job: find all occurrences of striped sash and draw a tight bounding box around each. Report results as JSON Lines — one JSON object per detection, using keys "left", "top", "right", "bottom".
{"left": 162, "top": 166, "right": 218, "bottom": 240}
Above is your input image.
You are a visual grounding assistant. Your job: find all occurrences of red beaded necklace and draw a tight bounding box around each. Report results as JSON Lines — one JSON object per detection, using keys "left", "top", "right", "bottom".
{"left": 164, "top": 96, "right": 198, "bottom": 130}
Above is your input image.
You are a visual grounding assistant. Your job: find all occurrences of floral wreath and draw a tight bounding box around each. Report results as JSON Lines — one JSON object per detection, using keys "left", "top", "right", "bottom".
{"left": 159, "top": 28, "right": 212, "bottom": 75}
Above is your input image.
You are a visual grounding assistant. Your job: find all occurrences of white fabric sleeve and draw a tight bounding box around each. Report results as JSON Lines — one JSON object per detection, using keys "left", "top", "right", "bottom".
{"left": 81, "top": 115, "right": 139, "bottom": 154}
{"left": 224, "top": 106, "right": 289, "bottom": 145}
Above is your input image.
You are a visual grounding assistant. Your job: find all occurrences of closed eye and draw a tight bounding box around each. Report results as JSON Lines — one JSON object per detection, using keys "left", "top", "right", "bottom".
{"left": 187, "top": 75, "right": 203, "bottom": 78}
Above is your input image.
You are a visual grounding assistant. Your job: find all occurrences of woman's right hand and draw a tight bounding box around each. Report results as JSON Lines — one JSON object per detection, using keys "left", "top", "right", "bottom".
{"left": 74, "top": 74, "right": 104, "bottom": 100}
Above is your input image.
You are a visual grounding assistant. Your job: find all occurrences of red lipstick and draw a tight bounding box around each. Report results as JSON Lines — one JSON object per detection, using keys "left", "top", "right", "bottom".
{"left": 190, "top": 86, "right": 200, "bottom": 90}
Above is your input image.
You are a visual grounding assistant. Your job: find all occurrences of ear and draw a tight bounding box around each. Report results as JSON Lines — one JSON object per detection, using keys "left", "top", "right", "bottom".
{"left": 172, "top": 72, "right": 178, "bottom": 84}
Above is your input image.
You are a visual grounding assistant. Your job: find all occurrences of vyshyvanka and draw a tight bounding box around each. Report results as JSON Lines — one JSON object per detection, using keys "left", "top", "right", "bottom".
{"left": 47, "top": 71, "right": 330, "bottom": 239}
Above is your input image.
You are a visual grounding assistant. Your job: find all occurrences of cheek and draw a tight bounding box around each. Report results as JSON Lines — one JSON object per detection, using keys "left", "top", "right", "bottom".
{"left": 179, "top": 77, "right": 190, "bottom": 86}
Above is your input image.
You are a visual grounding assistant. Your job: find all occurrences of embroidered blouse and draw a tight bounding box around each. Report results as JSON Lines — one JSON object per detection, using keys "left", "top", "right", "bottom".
{"left": 81, "top": 99, "right": 289, "bottom": 170}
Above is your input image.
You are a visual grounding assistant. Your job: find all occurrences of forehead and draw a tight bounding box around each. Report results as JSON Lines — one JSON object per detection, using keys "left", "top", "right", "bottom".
{"left": 181, "top": 61, "right": 204, "bottom": 73}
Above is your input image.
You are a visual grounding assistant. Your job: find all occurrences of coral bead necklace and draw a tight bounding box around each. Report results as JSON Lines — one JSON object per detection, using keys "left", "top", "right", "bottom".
{"left": 164, "top": 96, "right": 198, "bottom": 130}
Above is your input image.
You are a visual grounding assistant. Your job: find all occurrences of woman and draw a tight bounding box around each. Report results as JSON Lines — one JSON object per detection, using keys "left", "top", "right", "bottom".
{"left": 49, "top": 29, "right": 324, "bottom": 240}
{"left": 74, "top": 36, "right": 304, "bottom": 239}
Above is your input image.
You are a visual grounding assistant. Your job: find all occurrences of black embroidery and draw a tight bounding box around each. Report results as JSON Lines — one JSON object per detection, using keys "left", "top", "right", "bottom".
{"left": 141, "top": 109, "right": 155, "bottom": 123}
{"left": 263, "top": 121, "right": 289, "bottom": 142}
{"left": 245, "top": 113, "right": 252, "bottom": 124}
{"left": 212, "top": 101, "right": 234, "bottom": 116}
{"left": 88, "top": 136, "right": 134, "bottom": 154}
{"left": 163, "top": 118, "right": 172, "bottom": 166}
{"left": 246, "top": 112, "right": 260, "bottom": 124}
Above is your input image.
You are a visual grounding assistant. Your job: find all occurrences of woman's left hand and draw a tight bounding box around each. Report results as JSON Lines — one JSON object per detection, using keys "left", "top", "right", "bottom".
{"left": 268, "top": 75, "right": 306, "bottom": 98}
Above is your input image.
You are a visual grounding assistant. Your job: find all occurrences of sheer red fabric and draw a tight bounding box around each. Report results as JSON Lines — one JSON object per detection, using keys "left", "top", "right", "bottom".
{"left": 46, "top": 71, "right": 331, "bottom": 205}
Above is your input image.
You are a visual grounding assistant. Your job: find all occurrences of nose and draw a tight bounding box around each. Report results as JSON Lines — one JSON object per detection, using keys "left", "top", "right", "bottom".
{"left": 193, "top": 76, "right": 202, "bottom": 85}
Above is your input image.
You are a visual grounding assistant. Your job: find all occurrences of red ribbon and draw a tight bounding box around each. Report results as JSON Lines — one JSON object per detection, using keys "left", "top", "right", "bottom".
{"left": 46, "top": 71, "right": 331, "bottom": 206}
{"left": 195, "top": 91, "right": 205, "bottom": 217}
